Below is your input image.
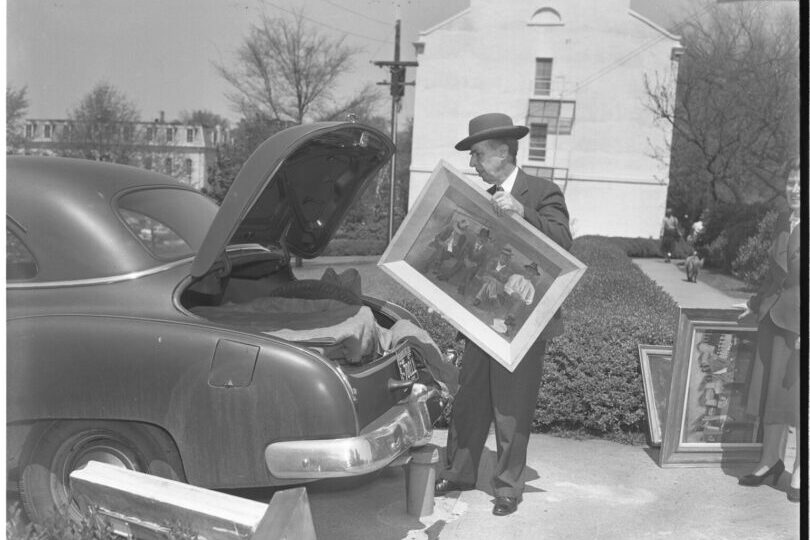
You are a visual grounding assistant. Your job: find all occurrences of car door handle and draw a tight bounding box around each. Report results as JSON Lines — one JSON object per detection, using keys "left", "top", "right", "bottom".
{"left": 387, "top": 378, "right": 415, "bottom": 392}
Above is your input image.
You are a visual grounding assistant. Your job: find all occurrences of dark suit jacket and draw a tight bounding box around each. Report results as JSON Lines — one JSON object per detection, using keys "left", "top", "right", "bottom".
{"left": 492, "top": 169, "right": 572, "bottom": 339}
{"left": 433, "top": 224, "right": 468, "bottom": 255}
{"left": 749, "top": 212, "right": 800, "bottom": 335}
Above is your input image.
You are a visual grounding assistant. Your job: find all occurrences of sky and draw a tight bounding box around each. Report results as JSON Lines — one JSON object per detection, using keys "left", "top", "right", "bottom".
{"left": 6, "top": 0, "right": 690, "bottom": 126}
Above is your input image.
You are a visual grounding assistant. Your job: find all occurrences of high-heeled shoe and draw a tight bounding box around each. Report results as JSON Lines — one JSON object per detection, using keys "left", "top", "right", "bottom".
{"left": 738, "top": 460, "right": 785, "bottom": 486}
{"left": 786, "top": 485, "right": 800, "bottom": 503}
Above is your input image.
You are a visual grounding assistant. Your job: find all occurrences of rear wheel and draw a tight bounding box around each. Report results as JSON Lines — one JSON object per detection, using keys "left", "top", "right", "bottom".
{"left": 19, "top": 421, "right": 185, "bottom": 523}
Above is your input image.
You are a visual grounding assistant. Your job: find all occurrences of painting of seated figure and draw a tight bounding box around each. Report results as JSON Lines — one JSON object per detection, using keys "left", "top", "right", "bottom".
{"left": 379, "top": 160, "right": 586, "bottom": 371}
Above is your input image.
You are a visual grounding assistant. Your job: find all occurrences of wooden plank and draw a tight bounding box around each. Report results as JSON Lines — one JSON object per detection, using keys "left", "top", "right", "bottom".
{"left": 70, "top": 461, "right": 316, "bottom": 540}
{"left": 253, "top": 488, "right": 317, "bottom": 540}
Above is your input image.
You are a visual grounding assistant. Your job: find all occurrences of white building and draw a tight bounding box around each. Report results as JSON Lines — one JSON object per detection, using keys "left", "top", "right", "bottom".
{"left": 17, "top": 112, "right": 230, "bottom": 191}
{"left": 409, "top": 0, "right": 682, "bottom": 238}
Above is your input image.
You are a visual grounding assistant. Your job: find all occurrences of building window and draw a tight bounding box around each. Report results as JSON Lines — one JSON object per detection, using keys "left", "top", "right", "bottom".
{"left": 164, "top": 157, "right": 173, "bottom": 173}
{"left": 146, "top": 127, "right": 154, "bottom": 141}
{"left": 534, "top": 59, "right": 553, "bottom": 95}
{"left": 166, "top": 128, "right": 174, "bottom": 142}
{"left": 25, "top": 124, "right": 34, "bottom": 138}
{"left": 527, "top": 99, "right": 576, "bottom": 134}
{"left": 43, "top": 125, "right": 52, "bottom": 139}
{"left": 184, "top": 158, "right": 193, "bottom": 177}
{"left": 523, "top": 166, "right": 568, "bottom": 182}
{"left": 213, "top": 130, "right": 218, "bottom": 144}
{"left": 123, "top": 125, "right": 133, "bottom": 141}
{"left": 186, "top": 128, "right": 194, "bottom": 143}
{"left": 529, "top": 124, "right": 548, "bottom": 161}
{"left": 144, "top": 155, "right": 153, "bottom": 170}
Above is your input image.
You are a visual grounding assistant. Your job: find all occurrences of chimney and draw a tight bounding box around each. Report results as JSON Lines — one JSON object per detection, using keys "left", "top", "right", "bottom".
{"left": 159, "top": 111, "right": 165, "bottom": 123}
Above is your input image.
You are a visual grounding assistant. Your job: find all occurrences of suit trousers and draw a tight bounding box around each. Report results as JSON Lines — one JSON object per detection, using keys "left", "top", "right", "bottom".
{"left": 441, "top": 338, "right": 546, "bottom": 498}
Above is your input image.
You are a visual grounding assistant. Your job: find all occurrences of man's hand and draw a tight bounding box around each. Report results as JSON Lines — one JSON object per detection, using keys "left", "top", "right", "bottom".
{"left": 492, "top": 191, "right": 524, "bottom": 217}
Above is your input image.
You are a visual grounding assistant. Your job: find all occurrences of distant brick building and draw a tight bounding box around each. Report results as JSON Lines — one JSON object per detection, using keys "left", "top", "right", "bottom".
{"left": 13, "top": 112, "right": 231, "bottom": 191}
{"left": 409, "top": 0, "right": 683, "bottom": 237}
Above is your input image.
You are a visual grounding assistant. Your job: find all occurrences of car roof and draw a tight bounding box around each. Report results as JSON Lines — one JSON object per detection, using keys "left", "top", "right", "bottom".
{"left": 6, "top": 156, "right": 204, "bottom": 283}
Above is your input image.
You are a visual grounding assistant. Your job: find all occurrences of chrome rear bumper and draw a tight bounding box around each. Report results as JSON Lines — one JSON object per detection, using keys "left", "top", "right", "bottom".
{"left": 264, "top": 383, "right": 439, "bottom": 478}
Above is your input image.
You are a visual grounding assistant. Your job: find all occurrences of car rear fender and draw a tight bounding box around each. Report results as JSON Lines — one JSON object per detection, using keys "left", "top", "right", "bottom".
{"left": 6, "top": 315, "right": 359, "bottom": 489}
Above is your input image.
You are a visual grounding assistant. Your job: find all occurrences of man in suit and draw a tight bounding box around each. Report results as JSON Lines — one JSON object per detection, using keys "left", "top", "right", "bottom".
{"left": 439, "top": 227, "right": 492, "bottom": 295}
{"left": 435, "top": 112, "right": 572, "bottom": 516}
{"left": 473, "top": 246, "right": 513, "bottom": 307}
{"left": 424, "top": 218, "right": 469, "bottom": 274}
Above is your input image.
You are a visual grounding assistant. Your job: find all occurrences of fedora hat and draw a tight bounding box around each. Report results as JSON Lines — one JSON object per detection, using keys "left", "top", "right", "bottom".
{"left": 524, "top": 262, "right": 541, "bottom": 275}
{"left": 455, "top": 113, "right": 529, "bottom": 150}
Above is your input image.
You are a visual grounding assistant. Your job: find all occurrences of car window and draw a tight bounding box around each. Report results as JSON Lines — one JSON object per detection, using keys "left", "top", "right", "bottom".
{"left": 118, "top": 208, "right": 193, "bottom": 260}
{"left": 117, "top": 188, "right": 219, "bottom": 261}
{"left": 7, "top": 229, "right": 38, "bottom": 280}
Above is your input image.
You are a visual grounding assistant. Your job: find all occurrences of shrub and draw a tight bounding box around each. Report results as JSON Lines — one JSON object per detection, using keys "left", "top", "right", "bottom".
{"left": 534, "top": 237, "right": 679, "bottom": 439}
{"left": 579, "top": 235, "right": 692, "bottom": 259}
{"left": 731, "top": 209, "right": 780, "bottom": 287}
{"left": 697, "top": 202, "right": 773, "bottom": 270}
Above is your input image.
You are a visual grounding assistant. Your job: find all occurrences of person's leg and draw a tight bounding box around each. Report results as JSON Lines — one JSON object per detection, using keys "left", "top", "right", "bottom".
{"left": 441, "top": 342, "right": 493, "bottom": 486}
{"left": 489, "top": 340, "right": 546, "bottom": 499}
{"left": 752, "top": 423, "right": 788, "bottom": 474}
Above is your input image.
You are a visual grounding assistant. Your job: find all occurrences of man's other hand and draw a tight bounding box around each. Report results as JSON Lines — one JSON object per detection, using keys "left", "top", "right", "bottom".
{"left": 492, "top": 191, "right": 525, "bottom": 217}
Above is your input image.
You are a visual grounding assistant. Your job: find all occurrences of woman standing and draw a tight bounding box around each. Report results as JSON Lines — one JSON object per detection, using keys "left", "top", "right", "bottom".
{"left": 737, "top": 161, "right": 800, "bottom": 502}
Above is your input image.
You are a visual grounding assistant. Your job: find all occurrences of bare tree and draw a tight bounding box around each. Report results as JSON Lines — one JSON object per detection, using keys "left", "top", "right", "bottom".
{"left": 179, "top": 109, "right": 231, "bottom": 129}
{"left": 645, "top": 1, "right": 799, "bottom": 215}
{"left": 216, "top": 9, "right": 381, "bottom": 123}
{"left": 7, "top": 85, "right": 29, "bottom": 150}
{"left": 60, "top": 82, "right": 141, "bottom": 164}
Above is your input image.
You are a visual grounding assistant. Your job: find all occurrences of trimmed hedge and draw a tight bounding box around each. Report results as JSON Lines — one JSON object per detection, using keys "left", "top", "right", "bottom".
{"left": 579, "top": 235, "right": 692, "bottom": 259}
{"left": 399, "top": 236, "right": 679, "bottom": 441}
{"left": 536, "top": 237, "right": 678, "bottom": 439}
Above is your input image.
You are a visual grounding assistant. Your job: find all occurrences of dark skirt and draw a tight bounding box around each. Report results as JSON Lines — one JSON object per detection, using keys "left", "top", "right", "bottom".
{"left": 754, "top": 314, "right": 800, "bottom": 426}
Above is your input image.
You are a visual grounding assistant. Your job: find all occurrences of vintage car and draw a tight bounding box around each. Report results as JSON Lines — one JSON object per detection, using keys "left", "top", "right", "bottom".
{"left": 6, "top": 122, "right": 444, "bottom": 522}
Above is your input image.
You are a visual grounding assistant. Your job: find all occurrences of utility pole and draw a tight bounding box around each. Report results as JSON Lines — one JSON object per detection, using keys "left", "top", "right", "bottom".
{"left": 373, "top": 17, "right": 417, "bottom": 244}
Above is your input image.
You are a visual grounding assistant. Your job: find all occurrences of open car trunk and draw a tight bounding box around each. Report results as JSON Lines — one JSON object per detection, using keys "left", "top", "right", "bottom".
{"left": 181, "top": 250, "right": 452, "bottom": 429}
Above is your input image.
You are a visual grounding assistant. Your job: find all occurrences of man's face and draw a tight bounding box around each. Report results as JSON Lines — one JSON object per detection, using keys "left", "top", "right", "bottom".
{"left": 469, "top": 140, "right": 508, "bottom": 184}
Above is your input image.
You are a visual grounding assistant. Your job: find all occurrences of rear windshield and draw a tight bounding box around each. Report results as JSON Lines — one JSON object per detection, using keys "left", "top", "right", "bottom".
{"left": 116, "top": 188, "right": 219, "bottom": 261}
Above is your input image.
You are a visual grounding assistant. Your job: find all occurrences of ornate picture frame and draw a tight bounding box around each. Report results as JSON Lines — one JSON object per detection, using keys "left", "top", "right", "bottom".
{"left": 659, "top": 308, "right": 761, "bottom": 467}
{"left": 638, "top": 344, "right": 673, "bottom": 446}
{"left": 378, "top": 160, "right": 586, "bottom": 372}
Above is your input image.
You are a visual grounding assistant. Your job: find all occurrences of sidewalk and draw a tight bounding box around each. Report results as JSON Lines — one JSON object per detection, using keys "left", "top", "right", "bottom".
{"left": 302, "top": 257, "right": 801, "bottom": 539}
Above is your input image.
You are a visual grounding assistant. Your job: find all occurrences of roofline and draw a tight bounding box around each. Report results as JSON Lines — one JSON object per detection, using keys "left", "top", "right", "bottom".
{"left": 628, "top": 9, "right": 681, "bottom": 42}
{"left": 416, "top": 6, "right": 471, "bottom": 40}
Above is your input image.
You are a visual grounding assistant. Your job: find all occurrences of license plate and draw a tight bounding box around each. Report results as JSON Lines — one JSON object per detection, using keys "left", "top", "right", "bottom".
{"left": 395, "top": 346, "right": 418, "bottom": 382}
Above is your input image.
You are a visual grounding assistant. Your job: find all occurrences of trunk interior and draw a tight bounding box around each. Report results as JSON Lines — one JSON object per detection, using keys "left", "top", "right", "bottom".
{"left": 180, "top": 249, "right": 431, "bottom": 428}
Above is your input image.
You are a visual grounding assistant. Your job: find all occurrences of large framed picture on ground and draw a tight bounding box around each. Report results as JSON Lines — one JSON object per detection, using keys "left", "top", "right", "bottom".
{"left": 659, "top": 309, "right": 761, "bottom": 467}
{"left": 638, "top": 344, "right": 673, "bottom": 446}
{"left": 378, "top": 160, "right": 586, "bottom": 372}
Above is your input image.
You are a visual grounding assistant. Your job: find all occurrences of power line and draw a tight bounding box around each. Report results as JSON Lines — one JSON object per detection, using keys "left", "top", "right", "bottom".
{"left": 574, "top": 4, "right": 712, "bottom": 92}
{"left": 319, "top": 0, "right": 391, "bottom": 26}
{"left": 261, "top": 0, "right": 392, "bottom": 44}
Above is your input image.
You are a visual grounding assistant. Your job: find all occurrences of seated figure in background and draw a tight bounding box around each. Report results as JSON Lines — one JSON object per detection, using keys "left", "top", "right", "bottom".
{"left": 439, "top": 227, "right": 492, "bottom": 294}
{"left": 473, "top": 247, "right": 513, "bottom": 308}
{"left": 424, "top": 218, "right": 469, "bottom": 274}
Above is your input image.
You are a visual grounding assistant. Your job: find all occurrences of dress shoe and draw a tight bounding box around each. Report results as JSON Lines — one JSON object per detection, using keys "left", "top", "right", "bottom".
{"left": 738, "top": 460, "right": 784, "bottom": 487}
{"left": 434, "top": 479, "right": 475, "bottom": 496}
{"left": 492, "top": 496, "right": 518, "bottom": 516}
{"left": 787, "top": 485, "right": 800, "bottom": 503}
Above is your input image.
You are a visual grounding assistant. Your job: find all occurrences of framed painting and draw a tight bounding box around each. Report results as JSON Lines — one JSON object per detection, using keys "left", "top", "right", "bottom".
{"left": 378, "top": 160, "right": 586, "bottom": 372}
{"left": 659, "top": 308, "right": 761, "bottom": 467}
{"left": 638, "top": 344, "right": 673, "bottom": 446}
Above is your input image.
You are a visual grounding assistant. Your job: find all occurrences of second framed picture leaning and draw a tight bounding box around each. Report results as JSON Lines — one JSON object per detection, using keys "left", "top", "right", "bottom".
{"left": 379, "top": 160, "right": 586, "bottom": 372}
{"left": 638, "top": 344, "right": 673, "bottom": 447}
{"left": 659, "top": 308, "right": 761, "bottom": 467}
